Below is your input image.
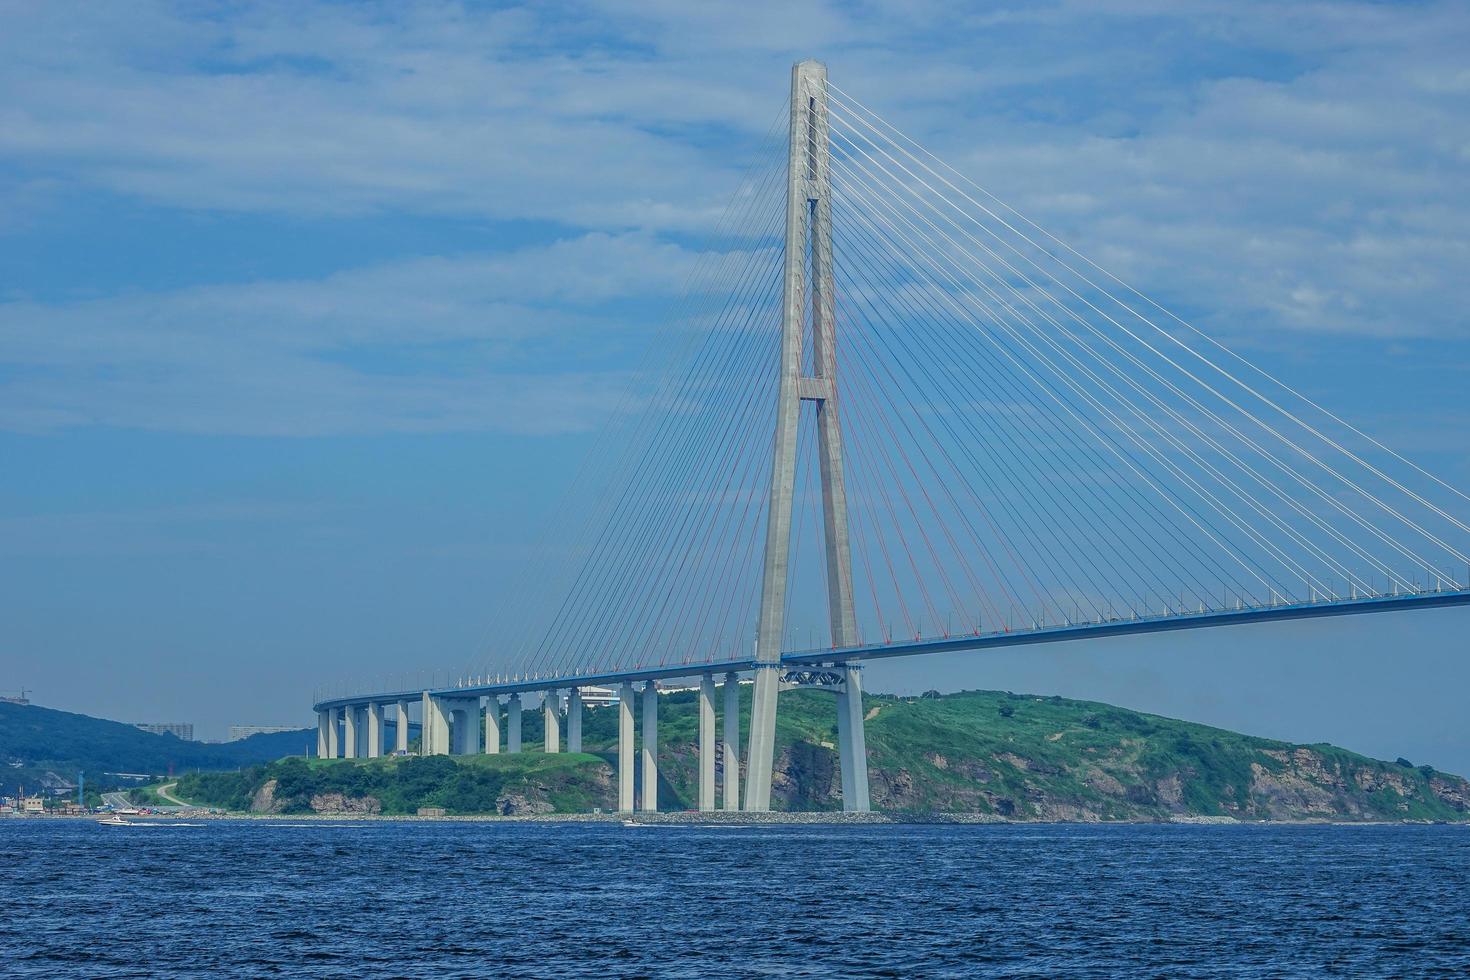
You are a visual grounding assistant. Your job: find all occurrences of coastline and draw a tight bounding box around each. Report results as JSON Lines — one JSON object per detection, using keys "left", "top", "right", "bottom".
{"left": 11, "top": 810, "right": 1465, "bottom": 827}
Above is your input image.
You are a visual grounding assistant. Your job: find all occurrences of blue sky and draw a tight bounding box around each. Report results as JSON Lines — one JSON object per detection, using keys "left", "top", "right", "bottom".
{"left": 3, "top": 1, "right": 1469, "bottom": 770}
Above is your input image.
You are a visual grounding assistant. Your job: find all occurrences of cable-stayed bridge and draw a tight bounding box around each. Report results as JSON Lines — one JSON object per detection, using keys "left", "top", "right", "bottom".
{"left": 313, "top": 61, "right": 1470, "bottom": 814}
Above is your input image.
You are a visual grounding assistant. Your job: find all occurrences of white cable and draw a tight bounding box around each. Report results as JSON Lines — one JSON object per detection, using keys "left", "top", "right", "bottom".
{"left": 829, "top": 80, "right": 1470, "bottom": 529}
{"left": 826, "top": 93, "right": 1470, "bottom": 570}
{"left": 828, "top": 168, "right": 1295, "bottom": 600}
{"left": 829, "top": 147, "right": 1418, "bottom": 591}
{"left": 826, "top": 110, "right": 1466, "bottom": 577}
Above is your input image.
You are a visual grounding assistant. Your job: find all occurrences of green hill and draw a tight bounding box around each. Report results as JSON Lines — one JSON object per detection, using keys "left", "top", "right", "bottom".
{"left": 173, "top": 687, "right": 1470, "bottom": 821}
{"left": 0, "top": 701, "right": 314, "bottom": 792}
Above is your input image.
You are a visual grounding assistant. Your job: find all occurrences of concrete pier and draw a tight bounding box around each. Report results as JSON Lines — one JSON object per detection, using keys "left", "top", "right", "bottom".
{"left": 544, "top": 690, "right": 561, "bottom": 753}
{"left": 449, "top": 698, "right": 480, "bottom": 755}
{"left": 343, "top": 705, "right": 360, "bottom": 758}
{"left": 618, "top": 682, "right": 635, "bottom": 813}
{"left": 395, "top": 699, "right": 410, "bottom": 753}
{"left": 507, "top": 694, "right": 522, "bottom": 753}
{"left": 328, "top": 707, "right": 341, "bottom": 758}
{"left": 422, "top": 691, "right": 449, "bottom": 755}
{"left": 835, "top": 664, "right": 871, "bottom": 812}
{"left": 365, "top": 702, "right": 383, "bottom": 758}
{"left": 640, "top": 681, "right": 658, "bottom": 812}
{"left": 698, "top": 674, "right": 716, "bottom": 811}
{"left": 316, "top": 711, "right": 329, "bottom": 758}
{"left": 722, "top": 673, "right": 741, "bottom": 811}
{"left": 567, "top": 688, "right": 583, "bottom": 753}
{"left": 484, "top": 697, "right": 501, "bottom": 754}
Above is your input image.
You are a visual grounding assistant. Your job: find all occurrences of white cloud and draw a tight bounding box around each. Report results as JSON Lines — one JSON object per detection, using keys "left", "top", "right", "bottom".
{"left": 0, "top": 232, "right": 767, "bottom": 435}
{"left": 0, "top": 0, "right": 1467, "bottom": 439}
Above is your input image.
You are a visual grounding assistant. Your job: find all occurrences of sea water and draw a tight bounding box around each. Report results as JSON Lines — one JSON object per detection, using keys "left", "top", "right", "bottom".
{"left": 2, "top": 820, "right": 1467, "bottom": 977}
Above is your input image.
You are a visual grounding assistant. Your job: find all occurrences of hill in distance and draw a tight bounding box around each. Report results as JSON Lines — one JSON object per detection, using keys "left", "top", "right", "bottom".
{"left": 174, "top": 688, "right": 1470, "bottom": 822}
{"left": 0, "top": 701, "right": 313, "bottom": 792}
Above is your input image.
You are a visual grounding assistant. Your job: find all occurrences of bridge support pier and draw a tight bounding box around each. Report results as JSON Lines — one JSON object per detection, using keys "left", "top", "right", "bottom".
{"left": 544, "top": 691, "right": 561, "bottom": 753}
{"left": 507, "top": 694, "right": 522, "bottom": 753}
{"left": 395, "top": 699, "right": 410, "bottom": 754}
{"left": 567, "top": 688, "right": 583, "bottom": 753}
{"left": 365, "top": 702, "right": 383, "bottom": 758}
{"left": 640, "top": 681, "right": 659, "bottom": 812}
{"left": 618, "top": 682, "right": 635, "bottom": 813}
{"left": 835, "top": 664, "right": 870, "bottom": 812}
{"left": 451, "top": 699, "right": 480, "bottom": 755}
{"left": 421, "top": 691, "right": 448, "bottom": 755}
{"left": 316, "top": 711, "right": 329, "bottom": 758}
{"left": 484, "top": 697, "right": 501, "bottom": 754}
{"left": 698, "top": 674, "right": 716, "bottom": 811}
{"left": 722, "top": 673, "right": 741, "bottom": 811}
{"left": 726, "top": 678, "right": 746, "bottom": 811}
{"left": 343, "top": 705, "right": 360, "bottom": 759}
{"left": 745, "top": 666, "right": 781, "bottom": 811}
{"left": 328, "top": 707, "right": 341, "bottom": 758}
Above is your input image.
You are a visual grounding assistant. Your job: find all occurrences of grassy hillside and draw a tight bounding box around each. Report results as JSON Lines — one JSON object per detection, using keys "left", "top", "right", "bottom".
{"left": 176, "top": 753, "right": 613, "bottom": 815}
{"left": 0, "top": 701, "right": 314, "bottom": 790}
{"left": 176, "top": 687, "right": 1470, "bottom": 821}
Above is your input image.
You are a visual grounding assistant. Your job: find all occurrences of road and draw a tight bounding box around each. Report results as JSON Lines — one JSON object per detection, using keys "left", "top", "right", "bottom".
{"left": 100, "top": 784, "right": 192, "bottom": 811}
{"left": 156, "top": 782, "right": 190, "bottom": 806}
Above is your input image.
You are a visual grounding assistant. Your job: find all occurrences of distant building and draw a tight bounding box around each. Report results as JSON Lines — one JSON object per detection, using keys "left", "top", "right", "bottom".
{"left": 20, "top": 796, "right": 44, "bottom": 814}
{"left": 227, "top": 725, "right": 298, "bottom": 742}
{"left": 135, "top": 723, "right": 194, "bottom": 741}
{"left": 580, "top": 685, "right": 618, "bottom": 707}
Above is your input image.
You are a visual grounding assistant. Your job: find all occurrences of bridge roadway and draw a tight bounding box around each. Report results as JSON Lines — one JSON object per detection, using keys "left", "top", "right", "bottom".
{"left": 312, "top": 588, "right": 1470, "bottom": 812}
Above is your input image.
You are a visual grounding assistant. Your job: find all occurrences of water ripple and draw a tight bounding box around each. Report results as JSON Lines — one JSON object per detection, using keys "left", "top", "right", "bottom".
{"left": 1, "top": 821, "right": 1467, "bottom": 977}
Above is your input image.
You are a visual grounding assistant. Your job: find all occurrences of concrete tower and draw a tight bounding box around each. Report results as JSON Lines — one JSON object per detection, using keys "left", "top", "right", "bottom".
{"left": 745, "top": 60, "right": 869, "bottom": 812}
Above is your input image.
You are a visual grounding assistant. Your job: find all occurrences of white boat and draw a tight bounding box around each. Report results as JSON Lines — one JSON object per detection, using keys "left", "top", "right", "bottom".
{"left": 98, "top": 815, "right": 134, "bottom": 826}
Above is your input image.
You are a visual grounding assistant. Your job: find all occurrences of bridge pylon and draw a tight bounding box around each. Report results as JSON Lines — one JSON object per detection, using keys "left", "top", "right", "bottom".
{"left": 745, "top": 59, "right": 870, "bottom": 813}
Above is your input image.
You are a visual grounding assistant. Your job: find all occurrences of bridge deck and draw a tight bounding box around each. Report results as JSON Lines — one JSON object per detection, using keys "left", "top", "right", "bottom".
{"left": 314, "top": 589, "right": 1469, "bottom": 711}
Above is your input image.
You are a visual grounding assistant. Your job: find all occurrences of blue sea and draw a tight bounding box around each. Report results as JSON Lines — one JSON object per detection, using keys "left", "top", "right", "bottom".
{"left": 2, "top": 820, "right": 1467, "bottom": 977}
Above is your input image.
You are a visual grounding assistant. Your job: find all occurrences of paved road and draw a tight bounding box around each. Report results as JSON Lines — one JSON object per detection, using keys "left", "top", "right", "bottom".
{"left": 156, "top": 782, "right": 190, "bottom": 806}
{"left": 100, "top": 791, "right": 135, "bottom": 810}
